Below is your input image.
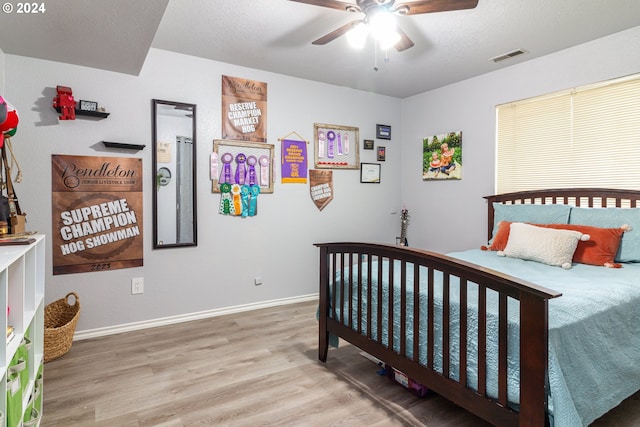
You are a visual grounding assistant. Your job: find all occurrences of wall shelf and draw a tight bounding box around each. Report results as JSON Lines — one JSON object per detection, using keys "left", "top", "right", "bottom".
{"left": 54, "top": 107, "right": 110, "bottom": 119}
{"left": 102, "top": 141, "right": 146, "bottom": 151}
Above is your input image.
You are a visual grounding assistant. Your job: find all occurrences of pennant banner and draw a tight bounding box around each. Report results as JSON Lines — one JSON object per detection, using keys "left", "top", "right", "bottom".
{"left": 309, "top": 170, "right": 333, "bottom": 211}
{"left": 281, "top": 139, "right": 307, "bottom": 184}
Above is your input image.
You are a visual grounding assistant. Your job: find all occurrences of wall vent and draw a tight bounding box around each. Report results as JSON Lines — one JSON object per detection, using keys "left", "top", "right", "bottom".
{"left": 490, "top": 49, "right": 528, "bottom": 63}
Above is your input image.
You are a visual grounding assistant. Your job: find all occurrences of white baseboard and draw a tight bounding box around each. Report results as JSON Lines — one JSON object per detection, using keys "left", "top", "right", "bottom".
{"left": 74, "top": 293, "right": 319, "bottom": 341}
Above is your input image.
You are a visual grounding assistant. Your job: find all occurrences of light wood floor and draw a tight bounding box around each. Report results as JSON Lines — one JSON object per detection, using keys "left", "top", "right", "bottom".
{"left": 42, "top": 300, "right": 639, "bottom": 426}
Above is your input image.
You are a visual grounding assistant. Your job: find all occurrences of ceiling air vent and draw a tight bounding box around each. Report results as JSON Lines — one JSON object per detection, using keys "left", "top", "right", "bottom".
{"left": 490, "top": 49, "right": 528, "bottom": 63}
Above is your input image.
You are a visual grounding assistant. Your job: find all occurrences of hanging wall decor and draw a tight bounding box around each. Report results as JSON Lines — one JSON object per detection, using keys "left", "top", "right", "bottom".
{"left": 314, "top": 123, "right": 359, "bottom": 170}
{"left": 309, "top": 170, "right": 334, "bottom": 211}
{"left": 422, "top": 131, "right": 463, "bottom": 181}
{"left": 221, "top": 76, "right": 267, "bottom": 142}
{"left": 279, "top": 131, "right": 308, "bottom": 184}
{"left": 51, "top": 155, "right": 143, "bottom": 275}
{"left": 212, "top": 139, "right": 273, "bottom": 218}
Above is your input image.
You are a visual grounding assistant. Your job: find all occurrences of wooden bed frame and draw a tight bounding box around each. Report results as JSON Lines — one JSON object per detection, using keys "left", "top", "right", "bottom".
{"left": 316, "top": 188, "right": 640, "bottom": 427}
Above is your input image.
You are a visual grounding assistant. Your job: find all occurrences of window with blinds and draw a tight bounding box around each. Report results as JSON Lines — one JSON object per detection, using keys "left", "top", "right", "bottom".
{"left": 495, "top": 74, "right": 640, "bottom": 194}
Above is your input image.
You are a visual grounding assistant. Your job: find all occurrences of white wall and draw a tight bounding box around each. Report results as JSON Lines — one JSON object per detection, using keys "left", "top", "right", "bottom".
{"left": 5, "top": 48, "right": 403, "bottom": 332}
{"left": 401, "top": 26, "right": 640, "bottom": 254}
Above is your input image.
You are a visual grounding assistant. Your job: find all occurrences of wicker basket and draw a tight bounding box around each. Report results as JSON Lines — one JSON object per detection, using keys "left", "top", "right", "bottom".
{"left": 44, "top": 292, "right": 80, "bottom": 363}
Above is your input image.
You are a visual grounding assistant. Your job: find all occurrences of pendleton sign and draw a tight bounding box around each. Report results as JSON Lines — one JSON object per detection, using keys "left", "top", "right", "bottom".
{"left": 221, "top": 75, "right": 267, "bottom": 142}
{"left": 51, "top": 155, "right": 143, "bottom": 275}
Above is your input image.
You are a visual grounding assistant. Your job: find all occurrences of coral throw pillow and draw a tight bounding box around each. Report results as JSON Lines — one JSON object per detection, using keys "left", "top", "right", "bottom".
{"left": 482, "top": 221, "right": 628, "bottom": 268}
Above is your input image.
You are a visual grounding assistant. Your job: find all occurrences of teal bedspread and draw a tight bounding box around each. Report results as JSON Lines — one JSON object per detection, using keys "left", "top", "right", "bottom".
{"left": 332, "top": 249, "right": 640, "bottom": 426}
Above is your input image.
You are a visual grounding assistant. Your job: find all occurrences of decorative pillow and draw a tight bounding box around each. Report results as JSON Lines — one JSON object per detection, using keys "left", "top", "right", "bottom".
{"left": 491, "top": 203, "right": 571, "bottom": 240}
{"left": 497, "top": 222, "right": 590, "bottom": 269}
{"left": 569, "top": 207, "right": 640, "bottom": 263}
{"left": 483, "top": 221, "right": 629, "bottom": 268}
{"left": 542, "top": 223, "right": 628, "bottom": 268}
{"left": 482, "top": 220, "right": 512, "bottom": 251}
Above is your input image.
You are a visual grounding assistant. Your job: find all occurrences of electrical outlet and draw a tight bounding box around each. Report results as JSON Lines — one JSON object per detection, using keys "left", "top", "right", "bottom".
{"left": 254, "top": 277, "right": 263, "bottom": 286}
{"left": 131, "top": 277, "right": 144, "bottom": 294}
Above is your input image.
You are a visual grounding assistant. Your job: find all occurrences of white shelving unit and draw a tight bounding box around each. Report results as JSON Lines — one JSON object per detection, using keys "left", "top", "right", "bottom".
{"left": 0, "top": 235, "right": 45, "bottom": 426}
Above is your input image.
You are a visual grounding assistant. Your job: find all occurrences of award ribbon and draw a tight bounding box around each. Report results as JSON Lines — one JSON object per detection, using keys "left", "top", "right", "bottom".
{"left": 247, "top": 155, "right": 258, "bottom": 185}
{"left": 220, "top": 152, "right": 234, "bottom": 184}
{"left": 259, "top": 155, "right": 269, "bottom": 186}
{"left": 210, "top": 152, "right": 219, "bottom": 180}
{"left": 232, "top": 184, "right": 242, "bottom": 216}
{"left": 219, "top": 182, "right": 233, "bottom": 215}
{"left": 249, "top": 185, "right": 260, "bottom": 216}
{"left": 337, "top": 132, "right": 343, "bottom": 155}
{"left": 317, "top": 130, "right": 326, "bottom": 158}
{"left": 326, "top": 130, "right": 335, "bottom": 158}
{"left": 343, "top": 133, "right": 350, "bottom": 154}
{"left": 241, "top": 185, "right": 251, "bottom": 218}
{"left": 235, "top": 153, "right": 247, "bottom": 185}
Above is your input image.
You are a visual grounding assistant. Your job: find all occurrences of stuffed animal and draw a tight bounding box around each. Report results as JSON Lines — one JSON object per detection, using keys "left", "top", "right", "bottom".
{"left": 0, "top": 96, "right": 19, "bottom": 148}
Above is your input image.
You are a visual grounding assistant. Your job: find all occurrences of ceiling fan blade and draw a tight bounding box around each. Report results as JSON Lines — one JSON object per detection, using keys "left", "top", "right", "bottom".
{"left": 396, "top": 0, "right": 479, "bottom": 15}
{"left": 289, "top": 0, "right": 356, "bottom": 12}
{"left": 394, "top": 27, "right": 415, "bottom": 52}
{"left": 312, "top": 20, "right": 362, "bottom": 45}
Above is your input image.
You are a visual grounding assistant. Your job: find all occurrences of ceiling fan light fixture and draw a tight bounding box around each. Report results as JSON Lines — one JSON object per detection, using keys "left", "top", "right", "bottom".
{"left": 346, "top": 22, "right": 368, "bottom": 48}
{"left": 369, "top": 10, "right": 400, "bottom": 49}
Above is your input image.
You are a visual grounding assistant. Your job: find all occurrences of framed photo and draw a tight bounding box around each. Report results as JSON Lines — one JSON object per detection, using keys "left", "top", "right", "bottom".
{"left": 363, "top": 139, "right": 374, "bottom": 150}
{"left": 377, "top": 146, "right": 386, "bottom": 161}
{"left": 314, "top": 123, "right": 360, "bottom": 169}
{"left": 376, "top": 124, "right": 391, "bottom": 140}
{"left": 212, "top": 139, "right": 275, "bottom": 193}
{"left": 79, "top": 100, "right": 98, "bottom": 112}
{"left": 360, "top": 163, "right": 381, "bottom": 184}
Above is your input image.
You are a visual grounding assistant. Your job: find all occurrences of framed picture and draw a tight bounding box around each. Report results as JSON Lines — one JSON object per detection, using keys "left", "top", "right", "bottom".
{"left": 363, "top": 139, "right": 374, "bottom": 150}
{"left": 212, "top": 139, "right": 275, "bottom": 193}
{"left": 360, "top": 163, "right": 381, "bottom": 184}
{"left": 376, "top": 124, "right": 391, "bottom": 140}
{"left": 314, "top": 123, "right": 360, "bottom": 169}
{"left": 422, "top": 131, "right": 462, "bottom": 181}
{"left": 377, "top": 146, "right": 386, "bottom": 161}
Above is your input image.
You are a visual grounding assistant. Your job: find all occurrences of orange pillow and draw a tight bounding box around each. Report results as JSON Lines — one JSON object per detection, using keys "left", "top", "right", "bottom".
{"left": 481, "top": 221, "right": 512, "bottom": 252}
{"left": 482, "top": 221, "right": 628, "bottom": 268}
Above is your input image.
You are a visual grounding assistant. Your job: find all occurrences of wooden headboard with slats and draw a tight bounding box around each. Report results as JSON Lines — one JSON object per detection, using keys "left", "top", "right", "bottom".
{"left": 484, "top": 188, "right": 640, "bottom": 241}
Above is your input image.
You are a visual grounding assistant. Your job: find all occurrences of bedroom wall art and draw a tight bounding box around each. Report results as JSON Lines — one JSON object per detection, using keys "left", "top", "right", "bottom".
{"left": 360, "top": 163, "right": 381, "bottom": 183}
{"left": 279, "top": 131, "right": 308, "bottom": 184}
{"left": 309, "top": 170, "right": 333, "bottom": 211}
{"left": 422, "top": 131, "right": 462, "bottom": 180}
{"left": 51, "top": 155, "right": 143, "bottom": 275}
{"left": 313, "top": 123, "right": 360, "bottom": 169}
{"left": 376, "top": 124, "right": 391, "bottom": 140}
{"left": 211, "top": 139, "right": 274, "bottom": 194}
{"left": 221, "top": 75, "right": 267, "bottom": 142}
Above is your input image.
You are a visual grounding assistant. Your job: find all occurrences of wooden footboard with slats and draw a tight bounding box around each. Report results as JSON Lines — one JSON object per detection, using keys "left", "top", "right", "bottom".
{"left": 316, "top": 188, "right": 640, "bottom": 427}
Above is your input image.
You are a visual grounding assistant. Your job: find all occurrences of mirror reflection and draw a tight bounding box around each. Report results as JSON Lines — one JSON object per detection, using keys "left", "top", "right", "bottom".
{"left": 152, "top": 99, "right": 197, "bottom": 248}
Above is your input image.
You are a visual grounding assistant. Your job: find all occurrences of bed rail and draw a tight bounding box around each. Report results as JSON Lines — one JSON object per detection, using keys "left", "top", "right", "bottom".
{"left": 315, "top": 242, "right": 562, "bottom": 427}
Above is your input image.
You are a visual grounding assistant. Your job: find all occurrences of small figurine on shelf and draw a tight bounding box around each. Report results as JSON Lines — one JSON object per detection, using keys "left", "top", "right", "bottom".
{"left": 53, "top": 85, "right": 76, "bottom": 120}
{"left": 397, "top": 205, "right": 410, "bottom": 246}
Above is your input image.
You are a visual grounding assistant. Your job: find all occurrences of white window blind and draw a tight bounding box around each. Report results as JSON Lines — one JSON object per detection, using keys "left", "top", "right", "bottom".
{"left": 496, "top": 74, "right": 640, "bottom": 194}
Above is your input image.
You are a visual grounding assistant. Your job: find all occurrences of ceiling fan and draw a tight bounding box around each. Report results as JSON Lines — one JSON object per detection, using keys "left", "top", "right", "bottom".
{"left": 291, "top": 0, "right": 479, "bottom": 51}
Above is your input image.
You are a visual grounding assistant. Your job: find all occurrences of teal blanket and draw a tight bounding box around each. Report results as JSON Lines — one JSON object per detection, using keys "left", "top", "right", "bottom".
{"left": 332, "top": 249, "right": 640, "bottom": 426}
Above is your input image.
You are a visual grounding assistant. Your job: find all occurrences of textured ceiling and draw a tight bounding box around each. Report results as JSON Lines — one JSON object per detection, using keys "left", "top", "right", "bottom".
{"left": 1, "top": 0, "right": 639, "bottom": 98}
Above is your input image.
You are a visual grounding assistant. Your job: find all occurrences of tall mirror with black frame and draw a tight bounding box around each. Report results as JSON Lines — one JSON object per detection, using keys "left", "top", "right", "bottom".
{"left": 152, "top": 99, "right": 197, "bottom": 248}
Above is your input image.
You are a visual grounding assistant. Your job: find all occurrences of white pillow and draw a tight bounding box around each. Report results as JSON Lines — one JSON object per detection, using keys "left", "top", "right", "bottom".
{"left": 497, "top": 222, "right": 590, "bottom": 269}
